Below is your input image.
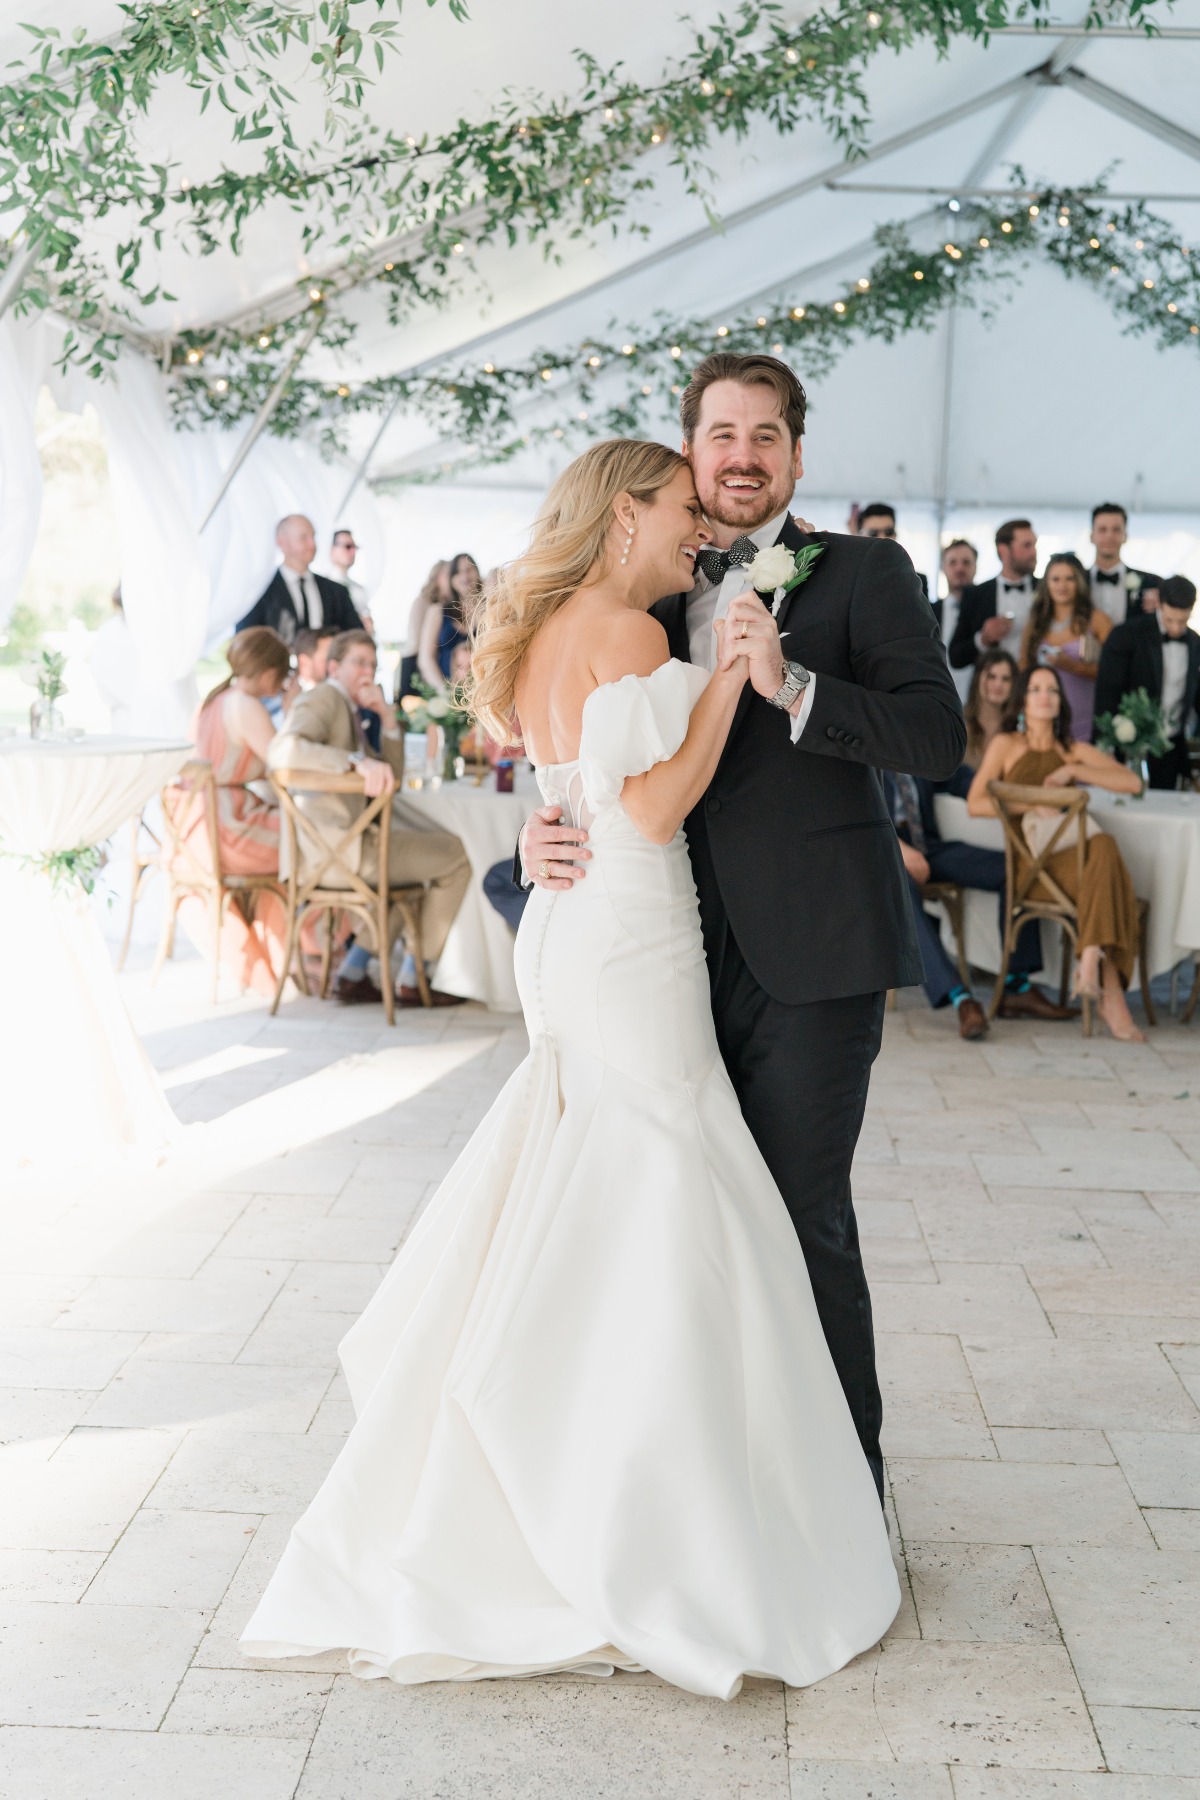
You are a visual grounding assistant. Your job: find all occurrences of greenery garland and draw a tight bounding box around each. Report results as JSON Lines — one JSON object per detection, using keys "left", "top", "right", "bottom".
{"left": 0, "top": 0, "right": 1168, "bottom": 373}
{"left": 164, "top": 180, "right": 1200, "bottom": 473}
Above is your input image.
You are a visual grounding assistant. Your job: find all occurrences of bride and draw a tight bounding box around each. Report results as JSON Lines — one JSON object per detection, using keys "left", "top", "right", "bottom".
{"left": 241, "top": 439, "right": 899, "bottom": 1700}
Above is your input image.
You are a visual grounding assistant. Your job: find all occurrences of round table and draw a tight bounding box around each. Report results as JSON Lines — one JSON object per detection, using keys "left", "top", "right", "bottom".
{"left": 401, "top": 766, "right": 538, "bottom": 1011}
{"left": 934, "top": 788, "right": 1200, "bottom": 980}
{"left": 0, "top": 736, "right": 192, "bottom": 1166}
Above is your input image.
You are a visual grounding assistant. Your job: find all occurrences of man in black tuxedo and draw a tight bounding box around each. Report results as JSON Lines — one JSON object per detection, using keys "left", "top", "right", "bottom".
{"left": 1095, "top": 576, "right": 1200, "bottom": 789}
{"left": 1088, "top": 502, "right": 1162, "bottom": 625}
{"left": 949, "top": 518, "right": 1039, "bottom": 675}
{"left": 237, "top": 514, "right": 363, "bottom": 645}
{"left": 520, "top": 353, "right": 964, "bottom": 1499}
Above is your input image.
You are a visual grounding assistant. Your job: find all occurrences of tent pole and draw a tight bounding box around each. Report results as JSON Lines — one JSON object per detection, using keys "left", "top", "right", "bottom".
{"left": 932, "top": 303, "right": 958, "bottom": 580}
{"left": 1058, "top": 69, "right": 1200, "bottom": 164}
{"left": 198, "top": 314, "right": 322, "bottom": 533}
{"left": 334, "top": 389, "right": 406, "bottom": 518}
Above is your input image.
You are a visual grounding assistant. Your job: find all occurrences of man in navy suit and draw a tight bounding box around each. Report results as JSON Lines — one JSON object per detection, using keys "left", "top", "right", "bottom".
{"left": 237, "top": 515, "right": 363, "bottom": 644}
{"left": 883, "top": 770, "right": 1075, "bottom": 1036}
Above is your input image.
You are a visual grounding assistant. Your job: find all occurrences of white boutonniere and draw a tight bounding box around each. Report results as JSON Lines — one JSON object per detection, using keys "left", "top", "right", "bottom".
{"left": 745, "top": 542, "right": 826, "bottom": 616}
{"left": 1125, "top": 571, "right": 1141, "bottom": 593}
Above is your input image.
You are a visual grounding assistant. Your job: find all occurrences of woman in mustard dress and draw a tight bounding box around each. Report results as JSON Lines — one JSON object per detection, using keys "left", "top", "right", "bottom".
{"left": 968, "top": 664, "right": 1145, "bottom": 1041}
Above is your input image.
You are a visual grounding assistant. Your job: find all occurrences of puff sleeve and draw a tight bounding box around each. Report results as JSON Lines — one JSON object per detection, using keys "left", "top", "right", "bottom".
{"left": 578, "top": 659, "right": 710, "bottom": 817}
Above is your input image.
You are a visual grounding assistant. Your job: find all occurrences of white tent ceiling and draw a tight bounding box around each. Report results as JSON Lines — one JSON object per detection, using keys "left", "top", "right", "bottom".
{"left": 5, "top": 2, "right": 1200, "bottom": 521}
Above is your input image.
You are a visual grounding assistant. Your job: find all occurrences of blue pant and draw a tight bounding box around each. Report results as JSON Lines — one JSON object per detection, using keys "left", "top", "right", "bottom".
{"left": 908, "top": 840, "right": 1041, "bottom": 1009}
{"left": 483, "top": 860, "right": 529, "bottom": 934}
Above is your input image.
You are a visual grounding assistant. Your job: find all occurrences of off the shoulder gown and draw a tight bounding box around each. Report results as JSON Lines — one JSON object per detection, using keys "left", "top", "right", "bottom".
{"left": 240, "top": 660, "right": 899, "bottom": 1700}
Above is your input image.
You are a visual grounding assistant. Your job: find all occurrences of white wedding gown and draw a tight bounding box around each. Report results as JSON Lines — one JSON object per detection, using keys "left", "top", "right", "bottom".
{"left": 241, "top": 660, "right": 899, "bottom": 1700}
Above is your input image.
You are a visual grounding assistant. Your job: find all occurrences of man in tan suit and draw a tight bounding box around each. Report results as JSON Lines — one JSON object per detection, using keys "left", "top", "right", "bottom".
{"left": 269, "top": 630, "right": 471, "bottom": 1005}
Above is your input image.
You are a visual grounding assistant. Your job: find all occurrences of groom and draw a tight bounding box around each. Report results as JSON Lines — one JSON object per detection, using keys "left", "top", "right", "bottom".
{"left": 521, "top": 353, "right": 965, "bottom": 1497}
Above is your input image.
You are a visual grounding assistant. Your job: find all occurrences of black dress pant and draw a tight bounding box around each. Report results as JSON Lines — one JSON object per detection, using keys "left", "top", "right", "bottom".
{"left": 1147, "top": 735, "right": 1189, "bottom": 791}
{"left": 710, "top": 927, "right": 886, "bottom": 1501}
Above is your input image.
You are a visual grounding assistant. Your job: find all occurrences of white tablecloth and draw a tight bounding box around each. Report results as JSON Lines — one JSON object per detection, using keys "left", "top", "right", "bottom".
{"left": 0, "top": 736, "right": 192, "bottom": 1166}
{"left": 934, "top": 789, "right": 1200, "bottom": 980}
{"left": 402, "top": 767, "right": 538, "bottom": 1011}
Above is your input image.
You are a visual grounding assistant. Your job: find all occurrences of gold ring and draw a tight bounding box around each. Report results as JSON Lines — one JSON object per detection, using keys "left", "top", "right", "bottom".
{"left": 538, "top": 860, "right": 551, "bottom": 879}
{"left": 740, "top": 621, "right": 749, "bottom": 638}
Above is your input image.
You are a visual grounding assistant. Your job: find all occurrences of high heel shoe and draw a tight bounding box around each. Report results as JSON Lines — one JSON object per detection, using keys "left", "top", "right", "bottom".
{"left": 1071, "top": 959, "right": 1102, "bottom": 1002}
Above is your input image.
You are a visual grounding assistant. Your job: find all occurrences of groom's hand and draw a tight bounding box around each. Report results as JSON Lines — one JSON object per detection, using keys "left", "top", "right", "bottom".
{"left": 521, "top": 805, "right": 591, "bottom": 891}
{"left": 721, "top": 591, "right": 786, "bottom": 700}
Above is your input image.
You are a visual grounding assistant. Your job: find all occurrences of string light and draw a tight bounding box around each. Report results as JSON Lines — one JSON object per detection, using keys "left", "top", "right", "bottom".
{"left": 404, "top": 135, "right": 416, "bottom": 148}
{"left": 650, "top": 131, "right": 663, "bottom": 145}
{"left": 792, "top": 305, "right": 806, "bottom": 317}
{"left": 384, "top": 261, "right": 394, "bottom": 271}
{"left": 1106, "top": 222, "right": 1116, "bottom": 232}
{"left": 483, "top": 362, "right": 495, "bottom": 373}
{"left": 1135, "top": 239, "right": 1144, "bottom": 250}
{"left": 772, "top": 341, "right": 783, "bottom": 351}
{"left": 621, "top": 343, "right": 635, "bottom": 355}
{"left": 336, "top": 383, "right": 350, "bottom": 397}
{"left": 641, "top": 383, "right": 653, "bottom": 395}
{"left": 185, "top": 348, "right": 203, "bottom": 364}
{"left": 670, "top": 345, "right": 682, "bottom": 357}
{"left": 671, "top": 383, "right": 682, "bottom": 394}
{"left": 699, "top": 78, "right": 716, "bottom": 96}
{"left": 587, "top": 355, "right": 602, "bottom": 367}
{"left": 978, "top": 236, "right": 989, "bottom": 248}
{"left": 913, "top": 270, "right": 924, "bottom": 280}
{"left": 1089, "top": 238, "right": 1100, "bottom": 248}
{"left": 452, "top": 242, "right": 465, "bottom": 255}
{"left": 783, "top": 47, "right": 800, "bottom": 64}
{"left": 213, "top": 378, "right": 228, "bottom": 393}
{"left": 867, "top": 11, "right": 882, "bottom": 25}
{"left": 257, "top": 334, "right": 271, "bottom": 349}
{"left": 1143, "top": 278, "right": 1155, "bottom": 289}
{"left": 833, "top": 301, "right": 846, "bottom": 313}
{"left": 1028, "top": 205, "right": 1039, "bottom": 218}
{"left": 540, "top": 367, "right": 553, "bottom": 380}
{"left": 948, "top": 198, "right": 960, "bottom": 213}
{"left": 756, "top": 315, "right": 767, "bottom": 327}
{"left": 716, "top": 324, "right": 730, "bottom": 336}
{"left": 855, "top": 280, "right": 869, "bottom": 292}
{"left": 1167, "top": 302, "right": 1178, "bottom": 313}
{"left": 1001, "top": 221, "right": 1012, "bottom": 234}
{"left": 308, "top": 286, "right": 322, "bottom": 302}
{"left": 604, "top": 107, "right": 615, "bottom": 121}
{"left": 578, "top": 410, "right": 589, "bottom": 420}
{"left": 552, "top": 428, "right": 564, "bottom": 439}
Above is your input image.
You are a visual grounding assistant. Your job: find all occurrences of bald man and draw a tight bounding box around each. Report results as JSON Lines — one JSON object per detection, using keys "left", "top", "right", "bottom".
{"left": 237, "top": 514, "right": 364, "bottom": 644}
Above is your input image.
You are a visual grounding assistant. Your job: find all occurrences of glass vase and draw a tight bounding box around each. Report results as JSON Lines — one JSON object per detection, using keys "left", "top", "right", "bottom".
{"left": 30, "top": 695, "right": 66, "bottom": 741}
{"left": 1136, "top": 757, "right": 1151, "bottom": 798}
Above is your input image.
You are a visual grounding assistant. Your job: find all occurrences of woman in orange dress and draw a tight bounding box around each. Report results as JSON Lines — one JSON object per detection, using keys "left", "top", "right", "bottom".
{"left": 968, "top": 664, "right": 1145, "bottom": 1041}
{"left": 182, "top": 627, "right": 293, "bottom": 994}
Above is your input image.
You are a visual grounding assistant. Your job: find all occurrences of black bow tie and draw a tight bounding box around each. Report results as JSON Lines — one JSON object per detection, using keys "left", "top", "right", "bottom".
{"left": 1095, "top": 568, "right": 1121, "bottom": 585}
{"left": 697, "top": 537, "right": 757, "bottom": 585}
{"left": 1001, "top": 580, "right": 1026, "bottom": 594}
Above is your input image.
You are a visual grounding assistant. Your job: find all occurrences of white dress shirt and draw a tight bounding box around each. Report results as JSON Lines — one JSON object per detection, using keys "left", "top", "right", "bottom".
{"left": 940, "top": 593, "right": 972, "bottom": 703}
{"left": 1090, "top": 560, "right": 1136, "bottom": 627}
{"left": 980, "top": 574, "right": 1035, "bottom": 652}
{"left": 1160, "top": 622, "right": 1190, "bottom": 734}
{"left": 686, "top": 510, "right": 816, "bottom": 742}
{"left": 280, "top": 564, "right": 323, "bottom": 629}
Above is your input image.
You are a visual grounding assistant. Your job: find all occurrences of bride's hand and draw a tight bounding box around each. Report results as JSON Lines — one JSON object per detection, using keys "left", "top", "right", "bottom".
{"left": 721, "top": 592, "right": 787, "bottom": 699}
{"left": 713, "top": 617, "right": 753, "bottom": 679}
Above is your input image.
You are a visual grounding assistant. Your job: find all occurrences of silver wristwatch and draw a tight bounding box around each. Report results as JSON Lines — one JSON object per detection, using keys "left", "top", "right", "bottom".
{"left": 768, "top": 659, "right": 811, "bottom": 711}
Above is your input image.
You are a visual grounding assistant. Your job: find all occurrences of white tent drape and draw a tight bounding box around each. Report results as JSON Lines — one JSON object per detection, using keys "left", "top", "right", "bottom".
{"left": 0, "top": 315, "right": 48, "bottom": 631}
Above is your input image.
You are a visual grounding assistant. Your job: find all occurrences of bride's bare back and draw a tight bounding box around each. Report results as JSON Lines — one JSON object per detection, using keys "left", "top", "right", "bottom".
{"left": 516, "top": 590, "right": 665, "bottom": 768}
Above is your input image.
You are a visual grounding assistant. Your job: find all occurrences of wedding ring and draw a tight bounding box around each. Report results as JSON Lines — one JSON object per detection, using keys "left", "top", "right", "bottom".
{"left": 538, "top": 860, "right": 551, "bottom": 879}
{"left": 740, "top": 621, "right": 749, "bottom": 638}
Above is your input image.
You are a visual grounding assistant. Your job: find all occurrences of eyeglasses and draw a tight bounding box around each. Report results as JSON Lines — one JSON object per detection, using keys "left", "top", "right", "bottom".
{"left": 862, "top": 523, "right": 897, "bottom": 539}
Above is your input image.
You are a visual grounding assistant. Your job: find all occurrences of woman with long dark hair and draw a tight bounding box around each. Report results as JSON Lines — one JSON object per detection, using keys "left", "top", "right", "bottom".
{"left": 1019, "top": 553, "right": 1111, "bottom": 742}
{"left": 962, "top": 647, "right": 1019, "bottom": 771}
{"left": 396, "top": 560, "right": 450, "bottom": 703}
{"left": 967, "top": 664, "right": 1144, "bottom": 1040}
{"left": 418, "top": 551, "right": 481, "bottom": 690}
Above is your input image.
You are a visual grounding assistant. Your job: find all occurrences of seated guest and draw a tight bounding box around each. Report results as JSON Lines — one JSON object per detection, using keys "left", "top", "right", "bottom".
{"left": 295, "top": 626, "right": 338, "bottom": 689}
{"left": 238, "top": 514, "right": 363, "bottom": 644}
{"left": 483, "top": 861, "right": 528, "bottom": 934}
{"left": 181, "top": 627, "right": 292, "bottom": 993}
{"left": 1089, "top": 502, "right": 1162, "bottom": 624}
{"left": 268, "top": 629, "right": 471, "bottom": 1007}
{"left": 950, "top": 518, "right": 1039, "bottom": 673}
{"left": 940, "top": 538, "right": 978, "bottom": 702}
{"left": 962, "top": 649, "right": 1019, "bottom": 775}
{"left": 884, "top": 770, "right": 1072, "bottom": 1039}
{"left": 418, "top": 551, "right": 481, "bottom": 691}
{"left": 1020, "top": 554, "right": 1111, "bottom": 743}
{"left": 396, "top": 560, "right": 450, "bottom": 703}
{"left": 1095, "top": 576, "right": 1200, "bottom": 790}
{"left": 968, "top": 665, "right": 1145, "bottom": 1042}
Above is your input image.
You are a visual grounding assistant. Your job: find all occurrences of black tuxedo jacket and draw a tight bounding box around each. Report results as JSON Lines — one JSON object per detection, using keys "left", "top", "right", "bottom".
{"left": 236, "top": 570, "right": 362, "bottom": 639}
{"left": 948, "top": 577, "right": 1009, "bottom": 669}
{"left": 1091, "top": 565, "right": 1161, "bottom": 624}
{"left": 1095, "top": 612, "right": 1200, "bottom": 735}
{"left": 650, "top": 518, "right": 965, "bottom": 1006}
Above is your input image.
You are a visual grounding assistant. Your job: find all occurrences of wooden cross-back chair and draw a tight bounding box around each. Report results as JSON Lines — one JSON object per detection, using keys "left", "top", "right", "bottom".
{"left": 986, "top": 780, "right": 1155, "bottom": 1037}
{"left": 116, "top": 806, "right": 163, "bottom": 970}
{"left": 268, "top": 768, "right": 432, "bottom": 1025}
{"left": 153, "top": 759, "right": 287, "bottom": 1004}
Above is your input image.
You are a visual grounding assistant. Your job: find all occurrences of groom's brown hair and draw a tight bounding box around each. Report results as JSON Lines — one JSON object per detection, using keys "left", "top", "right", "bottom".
{"left": 680, "top": 352, "right": 808, "bottom": 447}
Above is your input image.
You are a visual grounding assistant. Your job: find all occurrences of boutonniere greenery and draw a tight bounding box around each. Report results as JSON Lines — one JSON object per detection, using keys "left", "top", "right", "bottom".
{"left": 746, "top": 542, "right": 826, "bottom": 615}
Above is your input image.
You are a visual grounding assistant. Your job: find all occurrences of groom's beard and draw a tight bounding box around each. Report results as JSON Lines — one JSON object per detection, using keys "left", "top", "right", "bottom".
{"left": 700, "top": 465, "right": 793, "bottom": 533}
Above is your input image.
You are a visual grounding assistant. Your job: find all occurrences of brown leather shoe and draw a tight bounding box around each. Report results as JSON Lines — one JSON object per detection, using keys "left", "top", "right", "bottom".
{"left": 998, "top": 986, "right": 1079, "bottom": 1022}
{"left": 396, "top": 985, "right": 468, "bottom": 1008}
{"left": 957, "top": 996, "right": 989, "bottom": 1040}
{"left": 334, "top": 974, "right": 384, "bottom": 1006}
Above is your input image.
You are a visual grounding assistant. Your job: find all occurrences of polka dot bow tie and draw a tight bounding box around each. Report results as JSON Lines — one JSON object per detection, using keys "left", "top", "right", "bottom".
{"left": 697, "top": 537, "right": 757, "bottom": 586}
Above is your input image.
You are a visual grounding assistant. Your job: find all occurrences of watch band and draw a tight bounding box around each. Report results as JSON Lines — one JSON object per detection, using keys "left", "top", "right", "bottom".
{"left": 768, "top": 659, "right": 811, "bottom": 711}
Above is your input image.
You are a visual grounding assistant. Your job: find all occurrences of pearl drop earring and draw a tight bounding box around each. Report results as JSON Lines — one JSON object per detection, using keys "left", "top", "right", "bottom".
{"left": 620, "top": 524, "right": 635, "bottom": 567}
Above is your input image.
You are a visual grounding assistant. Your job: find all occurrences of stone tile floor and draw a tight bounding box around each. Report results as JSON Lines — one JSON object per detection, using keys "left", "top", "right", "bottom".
{"left": 3, "top": 951, "right": 1199, "bottom": 1798}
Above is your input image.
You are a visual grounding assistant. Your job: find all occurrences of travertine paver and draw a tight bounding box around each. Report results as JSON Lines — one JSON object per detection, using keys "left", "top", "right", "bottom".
{"left": 4, "top": 953, "right": 1200, "bottom": 1798}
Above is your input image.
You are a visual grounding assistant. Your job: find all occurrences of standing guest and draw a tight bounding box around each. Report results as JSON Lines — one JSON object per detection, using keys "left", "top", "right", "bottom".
{"left": 179, "top": 627, "right": 292, "bottom": 993}
{"left": 939, "top": 539, "right": 978, "bottom": 702}
{"left": 269, "top": 629, "right": 470, "bottom": 1007}
{"left": 418, "top": 551, "right": 481, "bottom": 691}
{"left": 855, "top": 501, "right": 930, "bottom": 600}
{"left": 1020, "top": 554, "right": 1112, "bottom": 743}
{"left": 961, "top": 648, "right": 1019, "bottom": 775}
{"left": 329, "top": 528, "right": 374, "bottom": 636}
{"left": 294, "top": 626, "right": 338, "bottom": 690}
{"left": 1089, "top": 503, "right": 1162, "bottom": 624}
{"left": 1095, "top": 575, "right": 1200, "bottom": 790}
{"left": 395, "top": 561, "right": 450, "bottom": 703}
{"left": 238, "top": 515, "right": 363, "bottom": 644}
{"left": 968, "top": 665, "right": 1145, "bottom": 1041}
{"left": 950, "top": 518, "right": 1039, "bottom": 672}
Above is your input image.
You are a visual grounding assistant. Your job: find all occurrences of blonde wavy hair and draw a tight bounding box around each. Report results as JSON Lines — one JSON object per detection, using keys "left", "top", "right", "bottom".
{"left": 468, "top": 438, "right": 687, "bottom": 741}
